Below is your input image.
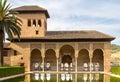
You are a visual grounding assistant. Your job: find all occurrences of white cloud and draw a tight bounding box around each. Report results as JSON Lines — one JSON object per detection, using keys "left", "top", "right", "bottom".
{"left": 8, "top": 0, "right": 120, "bottom": 45}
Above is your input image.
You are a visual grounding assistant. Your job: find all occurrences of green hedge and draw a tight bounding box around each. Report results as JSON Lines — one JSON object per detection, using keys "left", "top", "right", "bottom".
{"left": 111, "top": 66, "right": 120, "bottom": 75}
{"left": 0, "top": 66, "right": 25, "bottom": 78}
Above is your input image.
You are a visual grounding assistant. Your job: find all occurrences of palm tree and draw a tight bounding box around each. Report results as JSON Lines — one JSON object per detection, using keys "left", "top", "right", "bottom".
{"left": 0, "top": 0, "right": 22, "bottom": 66}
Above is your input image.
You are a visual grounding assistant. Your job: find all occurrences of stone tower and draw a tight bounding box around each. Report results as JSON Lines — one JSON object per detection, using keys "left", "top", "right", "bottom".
{"left": 11, "top": 5, "right": 50, "bottom": 38}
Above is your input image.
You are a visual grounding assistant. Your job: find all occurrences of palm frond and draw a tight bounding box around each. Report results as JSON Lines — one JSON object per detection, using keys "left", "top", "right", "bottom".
{"left": 0, "top": 0, "right": 22, "bottom": 41}
{"left": 0, "top": 0, "right": 2, "bottom": 9}
{"left": 1, "top": 0, "right": 7, "bottom": 13}
{"left": 4, "top": 3, "right": 11, "bottom": 14}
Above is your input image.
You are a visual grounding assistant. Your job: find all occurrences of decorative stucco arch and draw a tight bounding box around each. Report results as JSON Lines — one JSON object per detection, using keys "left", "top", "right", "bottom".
{"left": 59, "top": 45, "right": 75, "bottom": 71}
{"left": 45, "top": 49, "right": 56, "bottom": 71}
{"left": 60, "top": 45, "right": 75, "bottom": 63}
{"left": 30, "top": 49, "right": 42, "bottom": 71}
{"left": 78, "top": 49, "right": 90, "bottom": 71}
{"left": 92, "top": 49, "right": 104, "bottom": 71}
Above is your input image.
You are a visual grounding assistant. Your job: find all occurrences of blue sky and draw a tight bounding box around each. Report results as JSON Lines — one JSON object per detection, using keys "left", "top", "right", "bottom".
{"left": 8, "top": 0, "right": 120, "bottom": 45}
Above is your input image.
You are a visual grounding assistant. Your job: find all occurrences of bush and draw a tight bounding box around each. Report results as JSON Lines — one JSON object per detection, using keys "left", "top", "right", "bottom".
{"left": 0, "top": 66, "right": 25, "bottom": 78}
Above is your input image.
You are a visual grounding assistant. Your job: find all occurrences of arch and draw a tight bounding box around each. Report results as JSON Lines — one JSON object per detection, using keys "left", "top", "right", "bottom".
{"left": 60, "top": 45, "right": 75, "bottom": 56}
{"left": 62, "top": 55, "right": 72, "bottom": 65}
{"left": 45, "top": 49, "right": 56, "bottom": 71}
{"left": 92, "top": 49, "right": 104, "bottom": 71}
{"left": 59, "top": 45, "right": 75, "bottom": 70}
{"left": 78, "top": 49, "right": 90, "bottom": 71}
{"left": 30, "top": 49, "right": 42, "bottom": 71}
{"left": 60, "top": 45, "right": 75, "bottom": 62}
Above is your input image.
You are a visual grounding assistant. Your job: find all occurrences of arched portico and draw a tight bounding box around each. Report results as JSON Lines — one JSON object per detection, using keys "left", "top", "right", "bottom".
{"left": 45, "top": 49, "right": 56, "bottom": 71}
{"left": 59, "top": 45, "right": 75, "bottom": 71}
{"left": 78, "top": 49, "right": 90, "bottom": 71}
{"left": 30, "top": 49, "right": 42, "bottom": 71}
{"left": 28, "top": 43, "right": 108, "bottom": 72}
{"left": 92, "top": 49, "right": 104, "bottom": 71}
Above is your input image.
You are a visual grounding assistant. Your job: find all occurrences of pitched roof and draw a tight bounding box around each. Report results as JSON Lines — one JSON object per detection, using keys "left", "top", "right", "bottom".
{"left": 12, "top": 30, "right": 115, "bottom": 42}
{"left": 11, "top": 5, "right": 46, "bottom": 11}
{"left": 45, "top": 30, "right": 115, "bottom": 40}
{"left": 11, "top": 5, "right": 50, "bottom": 18}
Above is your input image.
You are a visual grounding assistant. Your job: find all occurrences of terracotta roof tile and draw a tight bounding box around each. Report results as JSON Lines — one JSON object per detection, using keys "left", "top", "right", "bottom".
{"left": 44, "top": 30, "right": 115, "bottom": 40}
{"left": 12, "top": 30, "right": 115, "bottom": 41}
{"left": 11, "top": 5, "right": 50, "bottom": 18}
{"left": 11, "top": 5, "right": 47, "bottom": 11}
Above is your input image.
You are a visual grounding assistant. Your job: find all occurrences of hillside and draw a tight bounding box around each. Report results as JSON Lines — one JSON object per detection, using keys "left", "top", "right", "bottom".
{"left": 111, "top": 44, "right": 120, "bottom": 54}
{"left": 111, "top": 44, "right": 120, "bottom": 65}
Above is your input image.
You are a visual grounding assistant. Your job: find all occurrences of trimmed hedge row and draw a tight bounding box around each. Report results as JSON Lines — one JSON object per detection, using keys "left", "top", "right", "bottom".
{"left": 0, "top": 66, "right": 25, "bottom": 78}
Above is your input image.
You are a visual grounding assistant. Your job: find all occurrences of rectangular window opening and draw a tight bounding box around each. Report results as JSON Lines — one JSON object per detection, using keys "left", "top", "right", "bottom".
{"left": 38, "top": 20, "right": 41, "bottom": 27}
{"left": 36, "top": 30, "right": 39, "bottom": 35}
{"left": 28, "top": 19, "right": 31, "bottom": 27}
{"left": 33, "top": 19, "right": 36, "bottom": 27}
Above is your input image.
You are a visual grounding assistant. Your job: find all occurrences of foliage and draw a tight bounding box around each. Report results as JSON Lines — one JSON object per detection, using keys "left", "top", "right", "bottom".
{"left": 111, "top": 44, "right": 120, "bottom": 54}
{"left": 0, "top": 0, "right": 22, "bottom": 66}
{"left": 0, "top": 0, "right": 22, "bottom": 40}
{"left": 0, "top": 66, "right": 25, "bottom": 78}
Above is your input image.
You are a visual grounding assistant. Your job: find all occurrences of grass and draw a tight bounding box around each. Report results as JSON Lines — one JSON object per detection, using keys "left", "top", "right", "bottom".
{"left": 111, "top": 66, "right": 120, "bottom": 75}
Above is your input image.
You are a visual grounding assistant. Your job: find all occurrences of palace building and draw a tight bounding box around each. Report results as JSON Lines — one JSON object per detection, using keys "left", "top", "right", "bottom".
{"left": 3, "top": 5, "right": 115, "bottom": 72}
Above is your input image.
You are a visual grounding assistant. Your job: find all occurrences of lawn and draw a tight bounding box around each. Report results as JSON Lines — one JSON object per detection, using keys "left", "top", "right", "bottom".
{"left": 111, "top": 66, "right": 120, "bottom": 75}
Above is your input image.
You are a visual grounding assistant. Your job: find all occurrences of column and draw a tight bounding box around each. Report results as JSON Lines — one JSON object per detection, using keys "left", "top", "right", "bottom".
{"left": 41, "top": 43, "right": 45, "bottom": 72}
{"left": 56, "top": 44, "right": 59, "bottom": 72}
{"left": 90, "top": 58, "right": 92, "bottom": 72}
{"left": 57, "top": 58, "right": 59, "bottom": 72}
{"left": 23, "top": 43, "right": 30, "bottom": 72}
{"left": 89, "top": 43, "right": 93, "bottom": 72}
{"left": 42, "top": 57, "right": 45, "bottom": 72}
{"left": 75, "top": 43, "right": 78, "bottom": 72}
{"left": 75, "top": 58, "right": 78, "bottom": 72}
{"left": 104, "top": 42, "right": 111, "bottom": 72}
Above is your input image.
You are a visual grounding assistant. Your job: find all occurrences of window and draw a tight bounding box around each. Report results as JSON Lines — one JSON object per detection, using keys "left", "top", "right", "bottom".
{"left": 38, "top": 20, "right": 41, "bottom": 27}
{"left": 33, "top": 19, "right": 36, "bottom": 27}
{"left": 14, "top": 50, "right": 17, "bottom": 56}
{"left": 36, "top": 30, "right": 39, "bottom": 35}
{"left": 28, "top": 19, "right": 31, "bottom": 27}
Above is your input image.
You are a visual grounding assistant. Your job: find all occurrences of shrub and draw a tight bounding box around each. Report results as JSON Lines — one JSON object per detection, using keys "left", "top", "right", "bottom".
{"left": 0, "top": 66, "right": 25, "bottom": 78}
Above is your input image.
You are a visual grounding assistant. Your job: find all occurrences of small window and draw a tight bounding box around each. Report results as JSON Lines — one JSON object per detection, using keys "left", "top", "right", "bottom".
{"left": 28, "top": 19, "right": 31, "bottom": 27}
{"left": 36, "top": 30, "right": 39, "bottom": 35}
{"left": 14, "top": 50, "right": 17, "bottom": 56}
{"left": 33, "top": 19, "right": 36, "bottom": 27}
{"left": 38, "top": 20, "right": 41, "bottom": 27}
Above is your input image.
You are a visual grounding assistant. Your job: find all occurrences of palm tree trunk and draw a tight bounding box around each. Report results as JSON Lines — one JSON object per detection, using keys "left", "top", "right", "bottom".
{"left": 0, "top": 30, "right": 3, "bottom": 66}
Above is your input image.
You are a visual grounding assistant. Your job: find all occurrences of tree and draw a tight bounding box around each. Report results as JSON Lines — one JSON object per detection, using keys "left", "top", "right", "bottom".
{"left": 0, "top": 0, "right": 22, "bottom": 66}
